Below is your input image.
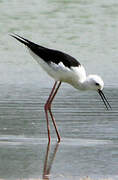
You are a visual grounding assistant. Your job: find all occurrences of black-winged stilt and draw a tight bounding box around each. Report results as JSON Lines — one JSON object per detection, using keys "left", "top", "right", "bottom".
{"left": 11, "top": 34, "right": 111, "bottom": 143}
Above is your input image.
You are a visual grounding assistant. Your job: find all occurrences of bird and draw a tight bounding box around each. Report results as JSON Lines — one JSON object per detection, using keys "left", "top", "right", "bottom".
{"left": 10, "top": 34, "right": 111, "bottom": 143}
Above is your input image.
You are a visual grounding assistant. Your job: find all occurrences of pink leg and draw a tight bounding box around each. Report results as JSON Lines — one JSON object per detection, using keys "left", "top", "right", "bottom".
{"left": 45, "top": 81, "right": 61, "bottom": 143}
{"left": 48, "top": 82, "right": 61, "bottom": 142}
{"left": 44, "top": 81, "right": 58, "bottom": 143}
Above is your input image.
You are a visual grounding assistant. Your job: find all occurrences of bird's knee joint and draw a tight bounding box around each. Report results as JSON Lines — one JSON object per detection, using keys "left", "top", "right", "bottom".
{"left": 45, "top": 103, "right": 52, "bottom": 110}
{"left": 48, "top": 104, "right": 51, "bottom": 110}
{"left": 44, "top": 103, "right": 48, "bottom": 111}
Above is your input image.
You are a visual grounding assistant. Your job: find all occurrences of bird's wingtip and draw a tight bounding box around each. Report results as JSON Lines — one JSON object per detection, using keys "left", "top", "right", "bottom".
{"left": 9, "top": 33, "right": 30, "bottom": 46}
{"left": 9, "top": 33, "right": 19, "bottom": 38}
{"left": 9, "top": 33, "right": 24, "bottom": 39}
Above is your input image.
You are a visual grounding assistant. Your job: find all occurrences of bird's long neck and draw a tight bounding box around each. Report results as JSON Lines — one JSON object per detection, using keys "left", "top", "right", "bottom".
{"left": 72, "top": 73, "right": 98, "bottom": 91}
{"left": 71, "top": 77, "right": 90, "bottom": 91}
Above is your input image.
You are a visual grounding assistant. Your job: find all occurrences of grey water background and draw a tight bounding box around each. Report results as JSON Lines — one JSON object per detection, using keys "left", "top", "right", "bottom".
{"left": 0, "top": 0, "right": 118, "bottom": 179}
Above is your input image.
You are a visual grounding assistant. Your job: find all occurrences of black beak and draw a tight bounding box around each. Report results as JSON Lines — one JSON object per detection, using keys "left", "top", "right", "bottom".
{"left": 98, "top": 89, "right": 111, "bottom": 110}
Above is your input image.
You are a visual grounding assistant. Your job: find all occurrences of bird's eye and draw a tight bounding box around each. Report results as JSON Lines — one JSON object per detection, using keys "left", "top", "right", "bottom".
{"left": 95, "top": 82, "right": 99, "bottom": 86}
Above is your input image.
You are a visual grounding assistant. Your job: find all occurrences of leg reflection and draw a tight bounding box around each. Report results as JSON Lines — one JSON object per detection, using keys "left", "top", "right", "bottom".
{"left": 43, "top": 142, "right": 59, "bottom": 180}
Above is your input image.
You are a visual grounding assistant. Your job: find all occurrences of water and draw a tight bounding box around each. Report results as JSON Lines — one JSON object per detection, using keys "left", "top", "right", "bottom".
{"left": 0, "top": 0, "right": 118, "bottom": 179}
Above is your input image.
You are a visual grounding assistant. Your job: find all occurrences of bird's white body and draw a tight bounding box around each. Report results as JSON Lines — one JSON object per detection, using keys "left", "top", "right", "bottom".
{"left": 29, "top": 49, "right": 86, "bottom": 88}
{"left": 29, "top": 49, "right": 103, "bottom": 91}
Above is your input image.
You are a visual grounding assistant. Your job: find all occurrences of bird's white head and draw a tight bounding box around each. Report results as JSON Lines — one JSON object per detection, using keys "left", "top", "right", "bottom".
{"left": 82, "top": 74, "right": 111, "bottom": 110}
{"left": 85, "top": 74, "right": 104, "bottom": 91}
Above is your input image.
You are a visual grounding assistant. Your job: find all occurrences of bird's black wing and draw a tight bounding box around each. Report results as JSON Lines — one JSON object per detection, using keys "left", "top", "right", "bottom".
{"left": 11, "top": 34, "right": 81, "bottom": 68}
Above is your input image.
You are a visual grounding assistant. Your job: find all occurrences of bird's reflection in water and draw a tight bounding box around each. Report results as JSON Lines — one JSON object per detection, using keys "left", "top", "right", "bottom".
{"left": 42, "top": 142, "right": 59, "bottom": 180}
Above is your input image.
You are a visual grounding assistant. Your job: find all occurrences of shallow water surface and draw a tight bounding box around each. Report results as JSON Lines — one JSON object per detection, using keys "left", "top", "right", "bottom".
{"left": 0, "top": 85, "right": 117, "bottom": 180}
{"left": 0, "top": 0, "right": 118, "bottom": 179}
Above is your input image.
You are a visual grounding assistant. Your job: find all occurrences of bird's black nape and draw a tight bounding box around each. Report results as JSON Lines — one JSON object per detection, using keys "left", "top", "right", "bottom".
{"left": 98, "top": 89, "right": 111, "bottom": 110}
